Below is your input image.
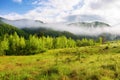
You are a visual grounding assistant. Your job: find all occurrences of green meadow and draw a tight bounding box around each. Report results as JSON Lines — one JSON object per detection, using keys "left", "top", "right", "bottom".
{"left": 0, "top": 42, "right": 120, "bottom": 80}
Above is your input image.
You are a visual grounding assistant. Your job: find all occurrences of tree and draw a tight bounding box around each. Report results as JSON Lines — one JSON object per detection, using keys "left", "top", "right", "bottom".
{"left": 6, "top": 32, "right": 20, "bottom": 55}
{"left": 53, "top": 36, "right": 68, "bottom": 48}
{"left": 44, "top": 36, "right": 53, "bottom": 49}
{"left": 17, "top": 37, "right": 26, "bottom": 55}
{"left": 76, "top": 40, "right": 82, "bottom": 47}
{"left": 89, "top": 39, "right": 94, "bottom": 46}
{"left": 67, "top": 38, "right": 76, "bottom": 48}
{"left": 0, "top": 35, "right": 9, "bottom": 55}
{"left": 99, "top": 37, "right": 103, "bottom": 44}
{"left": 26, "top": 35, "right": 40, "bottom": 55}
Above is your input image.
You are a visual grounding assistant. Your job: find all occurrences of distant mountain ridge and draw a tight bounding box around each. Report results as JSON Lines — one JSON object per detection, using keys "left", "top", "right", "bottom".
{"left": 0, "top": 17, "right": 44, "bottom": 28}
{"left": 0, "top": 17, "right": 118, "bottom": 41}
{"left": 68, "top": 21, "right": 110, "bottom": 27}
{"left": 0, "top": 17, "right": 110, "bottom": 28}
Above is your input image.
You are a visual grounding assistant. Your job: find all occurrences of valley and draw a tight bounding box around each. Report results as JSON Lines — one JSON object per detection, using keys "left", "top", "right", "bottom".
{"left": 1, "top": 0, "right": 120, "bottom": 80}
{"left": 0, "top": 17, "right": 120, "bottom": 80}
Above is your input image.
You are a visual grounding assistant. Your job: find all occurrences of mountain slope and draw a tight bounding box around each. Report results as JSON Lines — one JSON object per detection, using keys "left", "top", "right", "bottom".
{"left": 0, "top": 20, "right": 27, "bottom": 37}
{"left": 22, "top": 27, "right": 80, "bottom": 39}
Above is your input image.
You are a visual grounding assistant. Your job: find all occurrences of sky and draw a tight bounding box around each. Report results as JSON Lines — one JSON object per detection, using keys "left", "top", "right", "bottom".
{"left": 0, "top": 0, "right": 120, "bottom": 25}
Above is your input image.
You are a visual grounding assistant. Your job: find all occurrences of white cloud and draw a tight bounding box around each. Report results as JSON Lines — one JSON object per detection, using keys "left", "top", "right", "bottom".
{"left": 1, "top": 12, "right": 23, "bottom": 20}
{"left": 29, "top": 0, "right": 82, "bottom": 22}
{"left": 13, "top": 0, "right": 22, "bottom": 3}
{"left": 1, "top": 0, "right": 120, "bottom": 25}
{"left": 68, "top": 0, "right": 120, "bottom": 25}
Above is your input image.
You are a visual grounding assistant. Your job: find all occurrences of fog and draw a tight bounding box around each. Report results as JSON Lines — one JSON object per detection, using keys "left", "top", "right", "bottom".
{"left": 37, "top": 23, "right": 120, "bottom": 37}
{"left": 2, "top": 18, "right": 120, "bottom": 37}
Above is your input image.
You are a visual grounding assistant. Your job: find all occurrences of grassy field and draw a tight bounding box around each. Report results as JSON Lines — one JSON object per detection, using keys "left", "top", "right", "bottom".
{"left": 0, "top": 42, "right": 120, "bottom": 80}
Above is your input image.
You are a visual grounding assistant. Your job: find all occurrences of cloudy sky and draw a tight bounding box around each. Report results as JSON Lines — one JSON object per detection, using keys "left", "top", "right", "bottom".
{"left": 0, "top": 0, "right": 120, "bottom": 25}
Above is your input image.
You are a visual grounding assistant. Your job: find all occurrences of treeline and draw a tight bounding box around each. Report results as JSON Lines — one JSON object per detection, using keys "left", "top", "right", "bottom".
{"left": 0, "top": 32, "right": 103, "bottom": 55}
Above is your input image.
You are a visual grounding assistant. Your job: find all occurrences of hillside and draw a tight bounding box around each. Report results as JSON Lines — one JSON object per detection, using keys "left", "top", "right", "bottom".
{"left": 0, "top": 21, "right": 27, "bottom": 37}
{"left": 22, "top": 27, "right": 80, "bottom": 39}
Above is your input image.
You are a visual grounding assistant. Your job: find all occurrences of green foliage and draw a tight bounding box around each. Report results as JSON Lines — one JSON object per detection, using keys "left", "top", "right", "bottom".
{"left": 22, "top": 27, "right": 79, "bottom": 39}
{"left": 76, "top": 38, "right": 95, "bottom": 47}
{"left": 99, "top": 37, "right": 103, "bottom": 44}
{"left": 67, "top": 38, "right": 76, "bottom": 48}
{"left": 8, "top": 33, "right": 19, "bottom": 55}
{"left": 26, "top": 35, "right": 41, "bottom": 55}
{"left": 54, "top": 36, "right": 67, "bottom": 48}
{"left": 0, "top": 32, "right": 99, "bottom": 55}
{"left": 42, "top": 36, "right": 53, "bottom": 49}
{"left": 0, "top": 35, "right": 9, "bottom": 55}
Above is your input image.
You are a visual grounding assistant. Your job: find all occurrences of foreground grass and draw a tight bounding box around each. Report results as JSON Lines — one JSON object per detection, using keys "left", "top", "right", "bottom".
{"left": 0, "top": 43, "right": 120, "bottom": 80}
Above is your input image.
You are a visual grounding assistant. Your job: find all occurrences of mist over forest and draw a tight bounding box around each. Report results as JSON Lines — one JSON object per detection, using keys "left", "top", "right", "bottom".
{"left": 1, "top": 18, "right": 120, "bottom": 36}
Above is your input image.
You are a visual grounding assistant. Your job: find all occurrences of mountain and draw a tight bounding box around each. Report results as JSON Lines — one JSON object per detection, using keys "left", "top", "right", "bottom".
{"left": 0, "top": 17, "right": 79, "bottom": 39}
{"left": 0, "top": 17, "right": 110, "bottom": 28}
{"left": 0, "top": 19, "right": 27, "bottom": 37}
{"left": 68, "top": 21, "right": 110, "bottom": 28}
{"left": 0, "top": 17, "right": 118, "bottom": 40}
{"left": 0, "top": 17, "right": 44, "bottom": 28}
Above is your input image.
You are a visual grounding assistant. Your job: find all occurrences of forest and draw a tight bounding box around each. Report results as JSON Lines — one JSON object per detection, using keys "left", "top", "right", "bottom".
{"left": 0, "top": 32, "right": 103, "bottom": 56}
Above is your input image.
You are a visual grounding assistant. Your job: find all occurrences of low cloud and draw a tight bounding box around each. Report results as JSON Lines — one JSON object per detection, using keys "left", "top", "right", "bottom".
{"left": 2, "top": 17, "right": 120, "bottom": 38}
{"left": 64, "top": 14, "right": 105, "bottom": 23}
{"left": 41, "top": 23, "right": 120, "bottom": 36}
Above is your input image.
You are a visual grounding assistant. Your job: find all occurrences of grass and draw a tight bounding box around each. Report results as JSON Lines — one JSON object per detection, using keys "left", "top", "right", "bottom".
{"left": 0, "top": 42, "right": 120, "bottom": 80}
